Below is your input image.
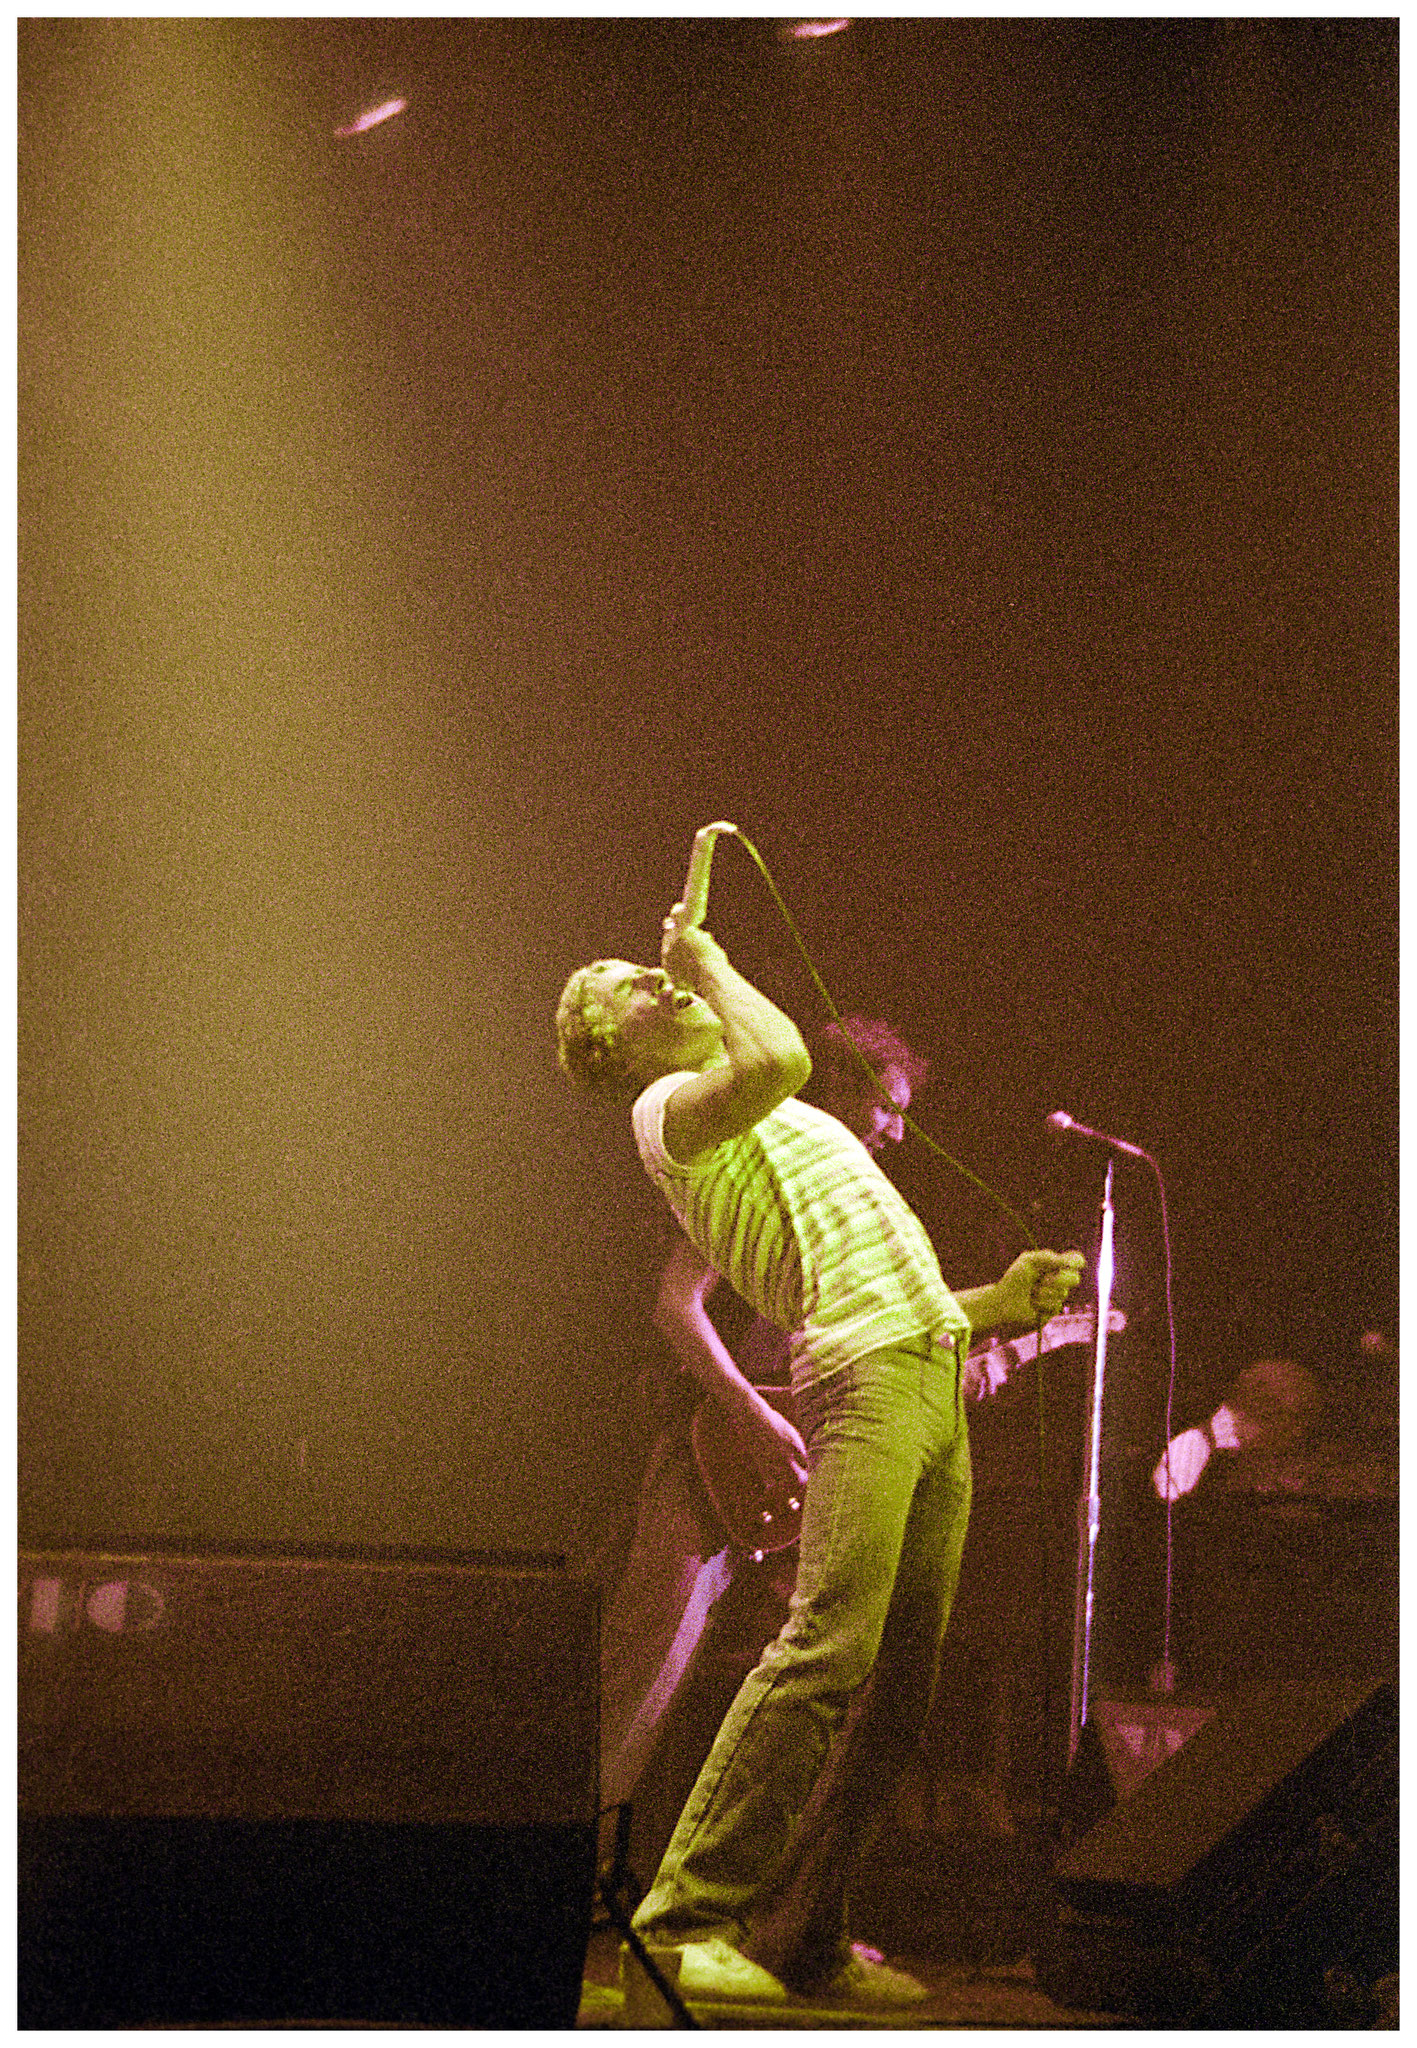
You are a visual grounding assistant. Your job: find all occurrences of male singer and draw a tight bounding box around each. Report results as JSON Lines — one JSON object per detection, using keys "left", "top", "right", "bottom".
{"left": 599, "top": 1013, "right": 930, "bottom": 1872}
{"left": 555, "top": 854, "right": 1083, "bottom": 2010}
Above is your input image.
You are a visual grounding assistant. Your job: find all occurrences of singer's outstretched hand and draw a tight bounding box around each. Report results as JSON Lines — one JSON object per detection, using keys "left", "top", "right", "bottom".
{"left": 1008, "top": 1249, "right": 1086, "bottom": 1322}
{"left": 957, "top": 1249, "right": 1085, "bottom": 1333}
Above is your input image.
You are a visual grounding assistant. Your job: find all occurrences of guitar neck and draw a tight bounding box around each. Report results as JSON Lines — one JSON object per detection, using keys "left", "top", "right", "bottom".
{"left": 965, "top": 1307, "right": 1125, "bottom": 1399}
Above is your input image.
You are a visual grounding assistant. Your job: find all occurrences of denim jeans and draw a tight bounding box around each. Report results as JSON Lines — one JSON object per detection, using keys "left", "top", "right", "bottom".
{"left": 630, "top": 1332, "right": 972, "bottom": 1986}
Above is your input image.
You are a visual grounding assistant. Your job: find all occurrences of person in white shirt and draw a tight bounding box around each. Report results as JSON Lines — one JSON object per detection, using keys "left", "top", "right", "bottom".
{"left": 598, "top": 1017, "right": 929, "bottom": 1881}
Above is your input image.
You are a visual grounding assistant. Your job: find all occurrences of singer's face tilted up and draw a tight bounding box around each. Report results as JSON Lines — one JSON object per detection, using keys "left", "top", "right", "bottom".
{"left": 575, "top": 959, "right": 727, "bottom": 1086}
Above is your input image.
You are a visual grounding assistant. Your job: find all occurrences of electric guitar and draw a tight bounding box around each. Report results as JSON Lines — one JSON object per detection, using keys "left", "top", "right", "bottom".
{"left": 691, "top": 1307, "right": 1127, "bottom": 1556}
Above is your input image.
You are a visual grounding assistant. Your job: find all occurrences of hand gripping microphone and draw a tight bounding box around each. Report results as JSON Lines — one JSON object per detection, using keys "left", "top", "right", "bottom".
{"left": 1045, "top": 1110, "right": 1148, "bottom": 1161}
{"left": 677, "top": 821, "right": 738, "bottom": 929}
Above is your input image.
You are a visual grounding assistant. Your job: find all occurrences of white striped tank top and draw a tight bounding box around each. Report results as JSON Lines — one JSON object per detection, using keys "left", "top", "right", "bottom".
{"left": 632, "top": 1073, "right": 970, "bottom": 1390}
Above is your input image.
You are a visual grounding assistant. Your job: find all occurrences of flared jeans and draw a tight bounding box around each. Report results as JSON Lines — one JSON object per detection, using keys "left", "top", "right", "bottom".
{"left": 630, "top": 1330, "right": 972, "bottom": 1987}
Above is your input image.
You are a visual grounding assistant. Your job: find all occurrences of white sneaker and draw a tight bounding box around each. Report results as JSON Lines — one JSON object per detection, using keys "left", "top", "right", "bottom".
{"left": 677, "top": 1939, "right": 790, "bottom": 2001}
{"left": 619, "top": 1937, "right": 788, "bottom": 2025}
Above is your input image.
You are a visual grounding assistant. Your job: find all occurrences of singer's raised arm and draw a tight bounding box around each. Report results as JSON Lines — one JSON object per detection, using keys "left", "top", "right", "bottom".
{"left": 658, "top": 923, "right": 811, "bottom": 1162}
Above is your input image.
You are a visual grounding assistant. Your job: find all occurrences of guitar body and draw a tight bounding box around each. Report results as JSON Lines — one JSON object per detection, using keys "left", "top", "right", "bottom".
{"left": 689, "top": 1309, "right": 1127, "bottom": 1557}
{"left": 691, "top": 1387, "right": 804, "bottom": 1556}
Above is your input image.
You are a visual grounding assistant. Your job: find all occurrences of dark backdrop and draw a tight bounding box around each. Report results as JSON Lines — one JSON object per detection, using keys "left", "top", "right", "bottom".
{"left": 19, "top": 18, "right": 1397, "bottom": 1563}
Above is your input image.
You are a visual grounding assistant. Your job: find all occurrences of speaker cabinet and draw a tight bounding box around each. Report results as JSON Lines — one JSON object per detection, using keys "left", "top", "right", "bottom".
{"left": 1041, "top": 1678, "right": 1397, "bottom": 2026}
{"left": 19, "top": 1543, "right": 600, "bottom": 2027}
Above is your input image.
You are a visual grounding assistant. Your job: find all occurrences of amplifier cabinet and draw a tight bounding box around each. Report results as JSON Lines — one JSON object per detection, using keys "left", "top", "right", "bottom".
{"left": 19, "top": 1543, "right": 599, "bottom": 1826}
{"left": 19, "top": 1544, "right": 600, "bottom": 2026}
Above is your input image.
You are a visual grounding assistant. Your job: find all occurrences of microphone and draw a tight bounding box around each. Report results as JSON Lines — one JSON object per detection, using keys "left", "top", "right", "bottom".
{"left": 1046, "top": 1110, "right": 1148, "bottom": 1161}
{"left": 677, "top": 821, "right": 738, "bottom": 930}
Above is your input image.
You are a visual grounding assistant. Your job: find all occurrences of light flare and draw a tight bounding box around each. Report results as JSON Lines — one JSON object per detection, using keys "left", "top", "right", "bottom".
{"left": 333, "top": 96, "right": 408, "bottom": 138}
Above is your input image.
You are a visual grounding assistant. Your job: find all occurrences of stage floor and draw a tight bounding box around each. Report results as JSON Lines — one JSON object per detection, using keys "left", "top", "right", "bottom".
{"left": 577, "top": 1814, "right": 1126, "bottom": 2030}
{"left": 576, "top": 1926, "right": 1125, "bottom": 2030}
{"left": 575, "top": 1772, "right": 1399, "bottom": 2034}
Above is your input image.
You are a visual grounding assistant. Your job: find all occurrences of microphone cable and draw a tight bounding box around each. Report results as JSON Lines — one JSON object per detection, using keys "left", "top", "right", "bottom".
{"left": 729, "top": 826, "right": 1072, "bottom": 1840}
{"left": 731, "top": 828, "right": 1041, "bottom": 1251}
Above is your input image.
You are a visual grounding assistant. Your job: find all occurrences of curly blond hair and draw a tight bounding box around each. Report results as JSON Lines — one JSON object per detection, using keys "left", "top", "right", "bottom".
{"left": 555, "top": 964, "right": 638, "bottom": 1099}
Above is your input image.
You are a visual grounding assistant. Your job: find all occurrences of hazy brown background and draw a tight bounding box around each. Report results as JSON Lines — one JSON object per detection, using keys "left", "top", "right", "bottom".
{"left": 19, "top": 19, "right": 1396, "bottom": 1561}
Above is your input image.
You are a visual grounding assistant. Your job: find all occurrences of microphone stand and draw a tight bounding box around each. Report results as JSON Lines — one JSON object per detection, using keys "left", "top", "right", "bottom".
{"left": 1068, "top": 1156, "right": 1115, "bottom": 1767}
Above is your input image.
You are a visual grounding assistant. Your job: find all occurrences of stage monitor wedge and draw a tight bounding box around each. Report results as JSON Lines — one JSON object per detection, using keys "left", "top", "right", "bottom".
{"left": 1042, "top": 1677, "right": 1398, "bottom": 2026}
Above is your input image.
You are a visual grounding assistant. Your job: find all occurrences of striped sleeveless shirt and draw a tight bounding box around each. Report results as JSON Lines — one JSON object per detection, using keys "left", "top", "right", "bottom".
{"left": 632, "top": 1072, "right": 970, "bottom": 1391}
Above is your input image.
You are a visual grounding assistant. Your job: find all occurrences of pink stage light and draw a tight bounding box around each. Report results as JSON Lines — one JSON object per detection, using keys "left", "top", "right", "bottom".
{"left": 786, "top": 19, "right": 851, "bottom": 38}
{"left": 333, "top": 96, "right": 408, "bottom": 139}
